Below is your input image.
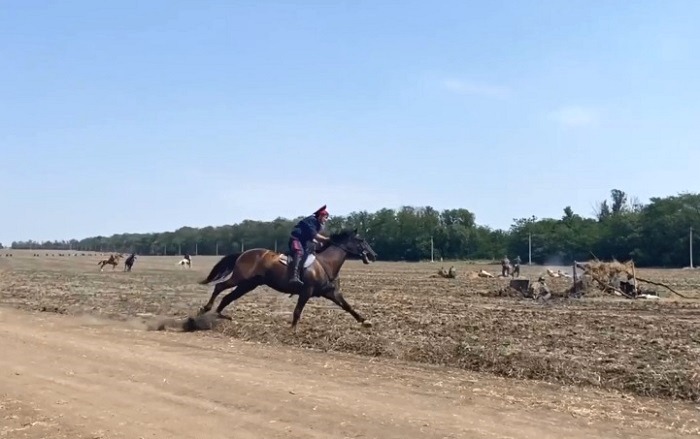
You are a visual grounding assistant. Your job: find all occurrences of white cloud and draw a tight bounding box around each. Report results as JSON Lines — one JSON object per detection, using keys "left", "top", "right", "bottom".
{"left": 441, "top": 79, "right": 511, "bottom": 99}
{"left": 548, "top": 106, "right": 600, "bottom": 128}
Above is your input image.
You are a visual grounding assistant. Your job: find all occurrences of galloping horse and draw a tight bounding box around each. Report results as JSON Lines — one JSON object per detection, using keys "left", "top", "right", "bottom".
{"left": 124, "top": 253, "right": 137, "bottom": 272}
{"left": 98, "top": 253, "right": 123, "bottom": 271}
{"left": 197, "top": 229, "right": 377, "bottom": 328}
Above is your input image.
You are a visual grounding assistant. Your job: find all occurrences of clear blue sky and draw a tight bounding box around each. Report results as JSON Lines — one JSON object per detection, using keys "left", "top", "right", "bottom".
{"left": 2, "top": 0, "right": 699, "bottom": 244}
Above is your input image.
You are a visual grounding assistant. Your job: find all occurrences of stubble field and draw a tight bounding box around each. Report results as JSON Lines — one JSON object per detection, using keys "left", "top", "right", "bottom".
{"left": 1, "top": 250, "right": 699, "bottom": 403}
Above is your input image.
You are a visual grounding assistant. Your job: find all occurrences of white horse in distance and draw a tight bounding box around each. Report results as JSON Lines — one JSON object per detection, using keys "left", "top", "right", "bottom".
{"left": 176, "top": 257, "right": 191, "bottom": 269}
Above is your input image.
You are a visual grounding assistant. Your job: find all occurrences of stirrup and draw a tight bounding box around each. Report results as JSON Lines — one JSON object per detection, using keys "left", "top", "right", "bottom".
{"left": 290, "top": 277, "right": 303, "bottom": 285}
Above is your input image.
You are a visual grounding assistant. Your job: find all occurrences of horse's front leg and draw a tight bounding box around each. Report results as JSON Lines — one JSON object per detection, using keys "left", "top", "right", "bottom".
{"left": 322, "top": 288, "right": 370, "bottom": 327}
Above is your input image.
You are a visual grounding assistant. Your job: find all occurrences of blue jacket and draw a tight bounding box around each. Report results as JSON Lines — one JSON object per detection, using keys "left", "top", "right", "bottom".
{"left": 291, "top": 215, "right": 323, "bottom": 242}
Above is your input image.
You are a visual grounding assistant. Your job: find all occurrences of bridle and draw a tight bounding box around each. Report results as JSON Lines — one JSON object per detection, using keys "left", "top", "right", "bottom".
{"left": 329, "top": 239, "right": 368, "bottom": 259}
{"left": 315, "top": 236, "right": 372, "bottom": 282}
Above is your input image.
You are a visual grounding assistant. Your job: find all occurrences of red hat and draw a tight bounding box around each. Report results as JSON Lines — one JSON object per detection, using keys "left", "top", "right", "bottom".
{"left": 314, "top": 205, "right": 329, "bottom": 218}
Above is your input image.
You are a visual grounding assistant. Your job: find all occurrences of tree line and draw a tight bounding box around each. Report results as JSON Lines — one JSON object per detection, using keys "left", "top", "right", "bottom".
{"left": 10, "top": 190, "right": 700, "bottom": 267}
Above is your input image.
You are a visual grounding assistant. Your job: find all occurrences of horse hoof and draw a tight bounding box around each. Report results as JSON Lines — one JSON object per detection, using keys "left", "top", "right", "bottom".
{"left": 361, "top": 321, "right": 373, "bottom": 328}
{"left": 216, "top": 313, "right": 232, "bottom": 321}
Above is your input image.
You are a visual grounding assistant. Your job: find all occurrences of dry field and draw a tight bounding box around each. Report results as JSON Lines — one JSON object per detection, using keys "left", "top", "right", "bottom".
{"left": 1, "top": 249, "right": 700, "bottom": 437}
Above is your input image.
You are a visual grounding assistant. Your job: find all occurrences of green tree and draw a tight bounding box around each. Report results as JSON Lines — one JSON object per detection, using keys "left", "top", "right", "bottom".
{"left": 10, "top": 190, "right": 690, "bottom": 267}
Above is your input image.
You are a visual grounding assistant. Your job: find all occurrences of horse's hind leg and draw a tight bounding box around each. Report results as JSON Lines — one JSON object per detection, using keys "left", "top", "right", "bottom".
{"left": 214, "top": 280, "right": 258, "bottom": 319}
{"left": 291, "top": 289, "right": 313, "bottom": 329}
{"left": 199, "top": 276, "right": 240, "bottom": 315}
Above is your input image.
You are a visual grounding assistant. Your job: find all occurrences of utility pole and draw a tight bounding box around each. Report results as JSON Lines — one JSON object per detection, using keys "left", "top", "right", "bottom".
{"left": 528, "top": 233, "right": 532, "bottom": 265}
{"left": 430, "top": 236, "right": 434, "bottom": 262}
{"left": 195, "top": 242, "right": 198, "bottom": 256}
{"left": 690, "top": 227, "right": 694, "bottom": 269}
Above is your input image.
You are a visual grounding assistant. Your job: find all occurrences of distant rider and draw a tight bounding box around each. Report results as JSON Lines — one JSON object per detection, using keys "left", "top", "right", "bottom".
{"left": 288, "top": 205, "right": 331, "bottom": 286}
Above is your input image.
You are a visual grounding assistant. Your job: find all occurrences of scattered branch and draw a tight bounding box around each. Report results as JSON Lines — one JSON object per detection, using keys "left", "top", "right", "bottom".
{"left": 635, "top": 276, "right": 688, "bottom": 299}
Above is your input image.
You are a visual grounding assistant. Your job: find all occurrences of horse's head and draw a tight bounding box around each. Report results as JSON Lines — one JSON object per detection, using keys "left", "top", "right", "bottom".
{"left": 329, "top": 229, "right": 378, "bottom": 264}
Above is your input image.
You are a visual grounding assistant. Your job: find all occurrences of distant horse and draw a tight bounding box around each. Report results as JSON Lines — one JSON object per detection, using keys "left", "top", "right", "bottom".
{"left": 197, "top": 229, "right": 377, "bottom": 329}
{"left": 124, "top": 253, "right": 137, "bottom": 272}
{"left": 177, "top": 257, "right": 191, "bottom": 268}
{"left": 98, "top": 253, "right": 123, "bottom": 271}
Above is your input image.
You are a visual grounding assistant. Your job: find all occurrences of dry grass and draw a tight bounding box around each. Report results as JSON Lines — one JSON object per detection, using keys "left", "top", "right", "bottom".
{"left": 582, "top": 259, "right": 635, "bottom": 278}
{"left": 1, "top": 250, "right": 699, "bottom": 403}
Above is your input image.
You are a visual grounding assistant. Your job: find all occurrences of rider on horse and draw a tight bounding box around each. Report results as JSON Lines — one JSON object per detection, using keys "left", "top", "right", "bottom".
{"left": 288, "top": 205, "right": 331, "bottom": 286}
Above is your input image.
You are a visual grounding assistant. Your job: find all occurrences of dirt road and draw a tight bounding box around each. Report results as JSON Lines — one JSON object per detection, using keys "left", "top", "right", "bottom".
{"left": 0, "top": 307, "right": 696, "bottom": 439}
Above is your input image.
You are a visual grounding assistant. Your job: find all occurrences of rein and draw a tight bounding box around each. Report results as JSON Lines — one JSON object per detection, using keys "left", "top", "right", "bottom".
{"left": 315, "top": 239, "right": 362, "bottom": 282}
{"left": 329, "top": 240, "right": 365, "bottom": 258}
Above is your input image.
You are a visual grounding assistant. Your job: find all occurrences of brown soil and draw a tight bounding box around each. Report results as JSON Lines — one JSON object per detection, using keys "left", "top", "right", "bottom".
{"left": 1, "top": 251, "right": 699, "bottom": 437}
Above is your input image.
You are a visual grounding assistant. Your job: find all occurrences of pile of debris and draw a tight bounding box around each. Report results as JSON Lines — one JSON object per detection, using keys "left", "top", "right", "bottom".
{"left": 545, "top": 268, "right": 572, "bottom": 279}
{"left": 488, "top": 275, "right": 559, "bottom": 300}
{"left": 489, "top": 258, "right": 687, "bottom": 301}
{"left": 432, "top": 266, "right": 457, "bottom": 279}
{"left": 505, "top": 277, "right": 552, "bottom": 300}
{"left": 466, "top": 269, "right": 510, "bottom": 279}
{"left": 573, "top": 259, "right": 685, "bottom": 299}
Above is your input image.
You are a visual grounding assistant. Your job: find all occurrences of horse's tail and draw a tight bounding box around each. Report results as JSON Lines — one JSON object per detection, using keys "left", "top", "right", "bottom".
{"left": 199, "top": 253, "right": 242, "bottom": 285}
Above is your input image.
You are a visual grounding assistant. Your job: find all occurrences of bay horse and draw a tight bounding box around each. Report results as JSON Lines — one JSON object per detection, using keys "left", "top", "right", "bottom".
{"left": 197, "top": 229, "right": 377, "bottom": 329}
{"left": 98, "top": 253, "right": 122, "bottom": 271}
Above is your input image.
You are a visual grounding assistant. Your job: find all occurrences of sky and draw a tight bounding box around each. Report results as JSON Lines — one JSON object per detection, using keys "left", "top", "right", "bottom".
{"left": 1, "top": 0, "right": 699, "bottom": 244}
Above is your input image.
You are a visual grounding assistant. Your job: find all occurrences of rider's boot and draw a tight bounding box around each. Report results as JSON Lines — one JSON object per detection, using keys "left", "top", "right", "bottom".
{"left": 289, "top": 253, "right": 304, "bottom": 286}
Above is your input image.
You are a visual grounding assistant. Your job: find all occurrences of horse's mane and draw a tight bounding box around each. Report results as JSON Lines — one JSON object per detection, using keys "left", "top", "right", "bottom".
{"left": 317, "top": 229, "right": 356, "bottom": 253}
{"left": 330, "top": 229, "right": 355, "bottom": 242}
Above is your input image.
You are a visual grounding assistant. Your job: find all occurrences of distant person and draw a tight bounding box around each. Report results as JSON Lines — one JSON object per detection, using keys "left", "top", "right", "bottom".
{"left": 512, "top": 255, "right": 521, "bottom": 277}
{"left": 501, "top": 255, "right": 511, "bottom": 277}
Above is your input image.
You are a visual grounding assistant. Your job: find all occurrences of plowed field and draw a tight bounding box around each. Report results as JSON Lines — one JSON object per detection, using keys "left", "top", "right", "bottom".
{"left": 2, "top": 251, "right": 698, "bottom": 404}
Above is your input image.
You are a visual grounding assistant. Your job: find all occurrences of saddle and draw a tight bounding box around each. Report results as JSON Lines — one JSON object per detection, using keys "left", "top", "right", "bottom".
{"left": 278, "top": 253, "right": 316, "bottom": 270}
